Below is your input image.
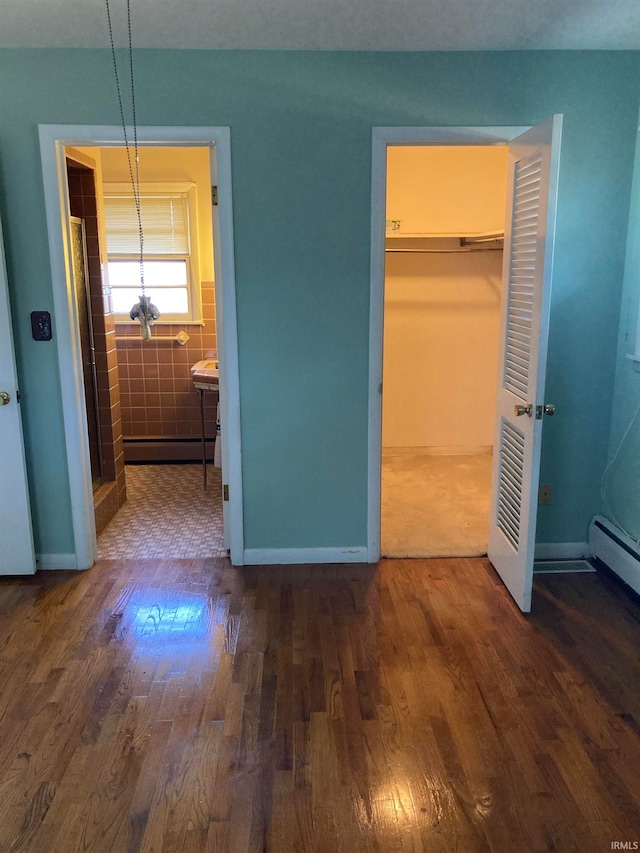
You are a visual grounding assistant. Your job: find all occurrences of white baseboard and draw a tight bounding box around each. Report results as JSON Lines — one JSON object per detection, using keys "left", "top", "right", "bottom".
{"left": 36, "top": 553, "right": 78, "bottom": 570}
{"left": 534, "top": 542, "right": 590, "bottom": 560}
{"left": 243, "top": 547, "right": 368, "bottom": 566}
{"left": 589, "top": 516, "right": 640, "bottom": 596}
{"left": 243, "top": 544, "right": 589, "bottom": 566}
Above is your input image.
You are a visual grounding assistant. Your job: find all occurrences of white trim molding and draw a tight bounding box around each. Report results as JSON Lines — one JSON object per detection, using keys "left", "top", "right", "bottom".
{"left": 367, "top": 125, "right": 530, "bottom": 563}
{"left": 38, "top": 124, "right": 244, "bottom": 568}
{"left": 243, "top": 547, "right": 368, "bottom": 566}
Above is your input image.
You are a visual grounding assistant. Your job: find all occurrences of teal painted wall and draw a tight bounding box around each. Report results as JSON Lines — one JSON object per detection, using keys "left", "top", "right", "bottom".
{"left": 604, "top": 119, "right": 640, "bottom": 537}
{"left": 0, "top": 49, "right": 638, "bottom": 555}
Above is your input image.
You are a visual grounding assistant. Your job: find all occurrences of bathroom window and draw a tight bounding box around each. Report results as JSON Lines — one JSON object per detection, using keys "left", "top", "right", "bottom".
{"left": 103, "top": 182, "right": 202, "bottom": 323}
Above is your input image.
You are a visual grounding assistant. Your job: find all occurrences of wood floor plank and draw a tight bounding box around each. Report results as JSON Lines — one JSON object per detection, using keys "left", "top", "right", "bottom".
{"left": 0, "top": 556, "right": 639, "bottom": 851}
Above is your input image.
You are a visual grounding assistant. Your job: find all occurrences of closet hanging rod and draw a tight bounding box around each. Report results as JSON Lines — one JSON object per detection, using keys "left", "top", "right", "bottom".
{"left": 461, "top": 232, "right": 504, "bottom": 245}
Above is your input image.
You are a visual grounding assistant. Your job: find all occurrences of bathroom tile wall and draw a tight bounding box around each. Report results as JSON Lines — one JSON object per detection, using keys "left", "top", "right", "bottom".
{"left": 116, "top": 281, "right": 218, "bottom": 449}
{"left": 67, "top": 163, "right": 126, "bottom": 520}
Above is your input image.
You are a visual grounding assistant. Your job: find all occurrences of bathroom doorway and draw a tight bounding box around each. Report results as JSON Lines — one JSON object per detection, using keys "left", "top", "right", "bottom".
{"left": 64, "top": 143, "right": 226, "bottom": 559}
{"left": 380, "top": 144, "right": 508, "bottom": 558}
{"left": 39, "top": 125, "right": 243, "bottom": 569}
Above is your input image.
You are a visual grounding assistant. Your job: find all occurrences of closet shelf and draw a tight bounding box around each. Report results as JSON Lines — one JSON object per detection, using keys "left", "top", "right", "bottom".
{"left": 385, "top": 232, "right": 504, "bottom": 254}
{"left": 386, "top": 231, "right": 504, "bottom": 240}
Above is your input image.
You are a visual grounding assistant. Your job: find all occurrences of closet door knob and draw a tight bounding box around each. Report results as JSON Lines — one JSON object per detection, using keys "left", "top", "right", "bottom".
{"left": 0, "top": 391, "right": 10, "bottom": 406}
{"left": 514, "top": 403, "right": 533, "bottom": 417}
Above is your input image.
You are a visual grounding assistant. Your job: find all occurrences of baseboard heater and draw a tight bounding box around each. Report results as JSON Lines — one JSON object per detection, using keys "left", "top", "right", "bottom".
{"left": 124, "top": 437, "right": 214, "bottom": 464}
{"left": 589, "top": 515, "right": 640, "bottom": 596}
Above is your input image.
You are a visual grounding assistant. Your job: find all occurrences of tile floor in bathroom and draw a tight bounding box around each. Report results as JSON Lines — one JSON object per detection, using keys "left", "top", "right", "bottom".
{"left": 97, "top": 463, "right": 227, "bottom": 559}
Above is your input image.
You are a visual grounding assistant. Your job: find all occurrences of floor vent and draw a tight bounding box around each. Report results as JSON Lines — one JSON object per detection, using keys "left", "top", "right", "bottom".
{"left": 533, "top": 559, "right": 596, "bottom": 574}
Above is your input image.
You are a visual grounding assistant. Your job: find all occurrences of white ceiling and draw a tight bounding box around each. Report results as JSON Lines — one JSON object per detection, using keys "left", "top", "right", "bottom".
{"left": 1, "top": 0, "right": 639, "bottom": 50}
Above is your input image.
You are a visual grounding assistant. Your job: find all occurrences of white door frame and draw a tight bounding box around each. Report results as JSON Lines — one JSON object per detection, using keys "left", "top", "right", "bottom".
{"left": 39, "top": 124, "right": 244, "bottom": 568}
{"left": 367, "top": 125, "right": 529, "bottom": 562}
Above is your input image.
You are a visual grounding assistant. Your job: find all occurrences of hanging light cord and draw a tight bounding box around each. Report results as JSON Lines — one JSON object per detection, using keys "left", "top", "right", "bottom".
{"left": 105, "top": 0, "right": 144, "bottom": 296}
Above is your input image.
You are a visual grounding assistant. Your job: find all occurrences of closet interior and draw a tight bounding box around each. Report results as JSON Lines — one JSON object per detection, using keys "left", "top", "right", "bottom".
{"left": 381, "top": 145, "right": 508, "bottom": 557}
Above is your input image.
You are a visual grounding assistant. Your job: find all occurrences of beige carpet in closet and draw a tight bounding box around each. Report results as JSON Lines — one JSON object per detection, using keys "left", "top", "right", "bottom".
{"left": 381, "top": 448, "right": 493, "bottom": 558}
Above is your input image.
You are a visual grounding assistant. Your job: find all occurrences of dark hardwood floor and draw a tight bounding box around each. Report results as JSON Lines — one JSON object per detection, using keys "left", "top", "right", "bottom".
{"left": 0, "top": 556, "right": 639, "bottom": 852}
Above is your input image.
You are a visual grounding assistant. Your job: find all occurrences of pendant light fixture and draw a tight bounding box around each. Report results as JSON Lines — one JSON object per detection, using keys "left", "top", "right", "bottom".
{"left": 105, "top": 0, "right": 160, "bottom": 340}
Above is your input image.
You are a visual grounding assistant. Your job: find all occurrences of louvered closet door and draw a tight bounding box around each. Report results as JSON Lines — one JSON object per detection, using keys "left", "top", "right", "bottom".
{"left": 488, "top": 116, "right": 562, "bottom": 612}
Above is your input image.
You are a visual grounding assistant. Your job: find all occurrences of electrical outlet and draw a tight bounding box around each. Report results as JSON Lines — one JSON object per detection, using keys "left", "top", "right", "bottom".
{"left": 538, "top": 483, "right": 553, "bottom": 506}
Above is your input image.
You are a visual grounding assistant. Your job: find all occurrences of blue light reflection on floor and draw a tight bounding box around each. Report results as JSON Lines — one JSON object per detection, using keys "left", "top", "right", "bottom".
{"left": 125, "top": 590, "right": 211, "bottom": 652}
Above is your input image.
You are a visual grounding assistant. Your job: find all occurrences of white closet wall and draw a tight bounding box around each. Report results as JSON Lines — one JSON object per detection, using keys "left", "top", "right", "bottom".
{"left": 382, "top": 146, "right": 508, "bottom": 450}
